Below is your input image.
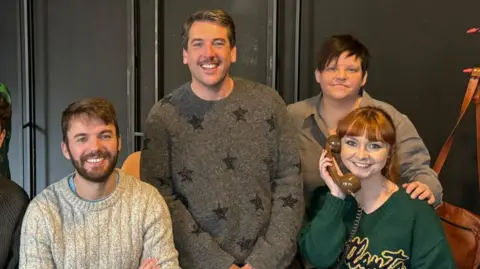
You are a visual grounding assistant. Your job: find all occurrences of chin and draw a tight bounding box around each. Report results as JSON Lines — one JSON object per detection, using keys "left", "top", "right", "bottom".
{"left": 195, "top": 76, "right": 223, "bottom": 87}
{"left": 323, "top": 89, "right": 357, "bottom": 100}
{"left": 86, "top": 175, "right": 110, "bottom": 183}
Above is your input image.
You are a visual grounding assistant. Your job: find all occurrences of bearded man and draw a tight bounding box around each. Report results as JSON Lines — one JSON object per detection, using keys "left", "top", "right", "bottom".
{"left": 19, "top": 98, "right": 180, "bottom": 269}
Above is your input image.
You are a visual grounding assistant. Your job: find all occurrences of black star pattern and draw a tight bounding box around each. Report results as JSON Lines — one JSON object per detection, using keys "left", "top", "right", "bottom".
{"left": 237, "top": 237, "right": 254, "bottom": 252}
{"left": 266, "top": 115, "right": 276, "bottom": 132}
{"left": 232, "top": 107, "right": 248, "bottom": 122}
{"left": 177, "top": 167, "right": 193, "bottom": 182}
{"left": 250, "top": 195, "right": 264, "bottom": 211}
{"left": 188, "top": 115, "right": 204, "bottom": 130}
{"left": 212, "top": 204, "right": 229, "bottom": 220}
{"left": 223, "top": 154, "right": 237, "bottom": 170}
{"left": 142, "top": 138, "right": 151, "bottom": 150}
{"left": 280, "top": 194, "right": 298, "bottom": 209}
{"left": 176, "top": 192, "right": 189, "bottom": 208}
{"left": 271, "top": 181, "right": 278, "bottom": 193}
{"left": 191, "top": 224, "right": 202, "bottom": 235}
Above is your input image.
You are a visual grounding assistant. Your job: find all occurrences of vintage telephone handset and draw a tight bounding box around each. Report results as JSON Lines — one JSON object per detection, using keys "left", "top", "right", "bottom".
{"left": 325, "top": 134, "right": 363, "bottom": 269}
{"left": 325, "top": 134, "right": 361, "bottom": 194}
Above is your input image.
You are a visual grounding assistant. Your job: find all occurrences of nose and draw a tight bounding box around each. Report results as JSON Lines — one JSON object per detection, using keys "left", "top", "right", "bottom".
{"left": 203, "top": 44, "right": 214, "bottom": 56}
{"left": 334, "top": 69, "right": 347, "bottom": 81}
{"left": 356, "top": 146, "right": 368, "bottom": 159}
{"left": 87, "top": 137, "right": 102, "bottom": 150}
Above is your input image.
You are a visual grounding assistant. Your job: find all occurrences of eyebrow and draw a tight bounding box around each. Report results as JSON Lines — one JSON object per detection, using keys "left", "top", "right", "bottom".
{"left": 190, "top": 37, "right": 227, "bottom": 43}
{"left": 73, "top": 133, "right": 87, "bottom": 139}
{"left": 212, "top": 38, "right": 226, "bottom": 42}
{"left": 99, "top": 130, "right": 113, "bottom": 135}
{"left": 190, "top": 38, "right": 204, "bottom": 43}
{"left": 72, "top": 130, "right": 113, "bottom": 139}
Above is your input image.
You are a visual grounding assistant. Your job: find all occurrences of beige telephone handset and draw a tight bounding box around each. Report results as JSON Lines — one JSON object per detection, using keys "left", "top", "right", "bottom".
{"left": 325, "top": 134, "right": 361, "bottom": 194}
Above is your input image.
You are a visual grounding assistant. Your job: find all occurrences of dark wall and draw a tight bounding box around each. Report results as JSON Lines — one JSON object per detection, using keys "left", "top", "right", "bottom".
{"left": 31, "top": 0, "right": 132, "bottom": 192}
{"left": 297, "top": 0, "right": 480, "bottom": 214}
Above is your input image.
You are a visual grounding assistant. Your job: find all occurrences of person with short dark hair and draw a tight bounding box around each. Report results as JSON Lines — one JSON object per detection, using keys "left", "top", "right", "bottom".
{"left": 0, "top": 88, "right": 30, "bottom": 269}
{"left": 20, "top": 98, "right": 180, "bottom": 269}
{"left": 141, "top": 9, "right": 304, "bottom": 269}
{"left": 288, "top": 34, "right": 442, "bottom": 212}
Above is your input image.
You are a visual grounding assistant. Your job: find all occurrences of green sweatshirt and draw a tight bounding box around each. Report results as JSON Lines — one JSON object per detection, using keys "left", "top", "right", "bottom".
{"left": 298, "top": 188, "right": 455, "bottom": 268}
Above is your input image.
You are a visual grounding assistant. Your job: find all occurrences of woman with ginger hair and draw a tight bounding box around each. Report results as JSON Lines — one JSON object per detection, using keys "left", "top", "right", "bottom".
{"left": 298, "top": 106, "right": 455, "bottom": 269}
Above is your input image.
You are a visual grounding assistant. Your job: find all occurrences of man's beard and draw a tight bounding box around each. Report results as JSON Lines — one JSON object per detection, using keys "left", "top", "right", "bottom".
{"left": 68, "top": 148, "right": 118, "bottom": 183}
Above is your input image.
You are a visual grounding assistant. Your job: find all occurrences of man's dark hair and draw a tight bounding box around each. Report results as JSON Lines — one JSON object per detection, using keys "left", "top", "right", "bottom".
{"left": 317, "top": 34, "right": 370, "bottom": 76}
{"left": 61, "top": 98, "right": 120, "bottom": 143}
{"left": 182, "top": 9, "right": 236, "bottom": 49}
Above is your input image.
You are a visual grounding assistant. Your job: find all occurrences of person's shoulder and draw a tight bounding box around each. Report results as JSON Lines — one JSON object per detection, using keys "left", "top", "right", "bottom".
{"left": 149, "top": 82, "right": 190, "bottom": 113}
{"left": 30, "top": 177, "right": 70, "bottom": 206}
{"left": 0, "top": 178, "right": 29, "bottom": 209}
{"left": 22, "top": 176, "right": 71, "bottom": 222}
{"left": 0, "top": 177, "right": 27, "bottom": 196}
{"left": 364, "top": 93, "right": 407, "bottom": 121}
{"left": 118, "top": 170, "right": 164, "bottom": 200}
{"left": 394, "top": 189, "right": 437, "bottom": 215}
{"left": 366, "top": 95, "right": 399, "bottom": 113}
{"left": 287, "top": 96, "right": 318, "bottom": 117}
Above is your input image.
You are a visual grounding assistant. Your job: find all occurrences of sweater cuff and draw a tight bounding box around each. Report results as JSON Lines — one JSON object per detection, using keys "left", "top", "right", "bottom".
{"left": 319, "top": 193, "right": 351, "bottom": 219}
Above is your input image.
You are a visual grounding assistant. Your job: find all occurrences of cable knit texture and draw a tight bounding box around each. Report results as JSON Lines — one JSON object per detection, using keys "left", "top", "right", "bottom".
{"left": 0, "top": 177, "right": 30, "bottom": 269}
{"left": 19, "top": 169, "right": 180, "bottom": 269}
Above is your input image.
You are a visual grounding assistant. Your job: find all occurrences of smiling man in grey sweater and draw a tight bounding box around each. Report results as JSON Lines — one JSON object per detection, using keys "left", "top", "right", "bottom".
{"left": 141, "top": 9, "right": 304, "bottom": 269}
{"left": 19, "top": 98, "right": 180, "bottom": 269}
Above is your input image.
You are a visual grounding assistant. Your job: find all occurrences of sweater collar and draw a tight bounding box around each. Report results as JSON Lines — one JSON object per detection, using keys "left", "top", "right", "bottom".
{"left": 60, "top": 168, "right": 127, "bottom": 212}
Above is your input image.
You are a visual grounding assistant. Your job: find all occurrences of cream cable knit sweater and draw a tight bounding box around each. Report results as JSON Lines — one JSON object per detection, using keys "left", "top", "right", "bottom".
{"left": 19, "top": 169, "right": 180, "bottom": 269}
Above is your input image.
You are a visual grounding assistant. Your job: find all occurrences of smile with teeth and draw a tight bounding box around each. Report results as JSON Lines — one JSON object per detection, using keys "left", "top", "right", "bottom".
{"left": 201, "top": 63, "right": 218, "bottom": 69}
{"left": 353, "top": 162, "right": 371, "bottom": 168}
{"left": 86, "top": 157, "right": 104, "bottom": 163}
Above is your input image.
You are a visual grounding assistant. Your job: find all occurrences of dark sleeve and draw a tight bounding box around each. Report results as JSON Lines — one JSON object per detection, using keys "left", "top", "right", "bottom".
{"left": 298, "top": 194, "right": 351, "bottom": 269}
{"left": 246, "top": 95, "right": 305, "bottom": 269}
{"left": 0, "top": 182, "right": 29, "bottom": 269}
{"left": 7, "top": 211, "right": 25, "bottom": 269}
{"left": 410, "top": 203, "right": 456, "bottom": 268}
{"left": 140, "top": 104, "right": 235, "bottom": 269}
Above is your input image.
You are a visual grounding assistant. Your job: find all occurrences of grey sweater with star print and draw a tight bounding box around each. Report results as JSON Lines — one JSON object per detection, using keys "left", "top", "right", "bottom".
{"left": 141, "top": 77, "right": 304, "bottom": 269}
